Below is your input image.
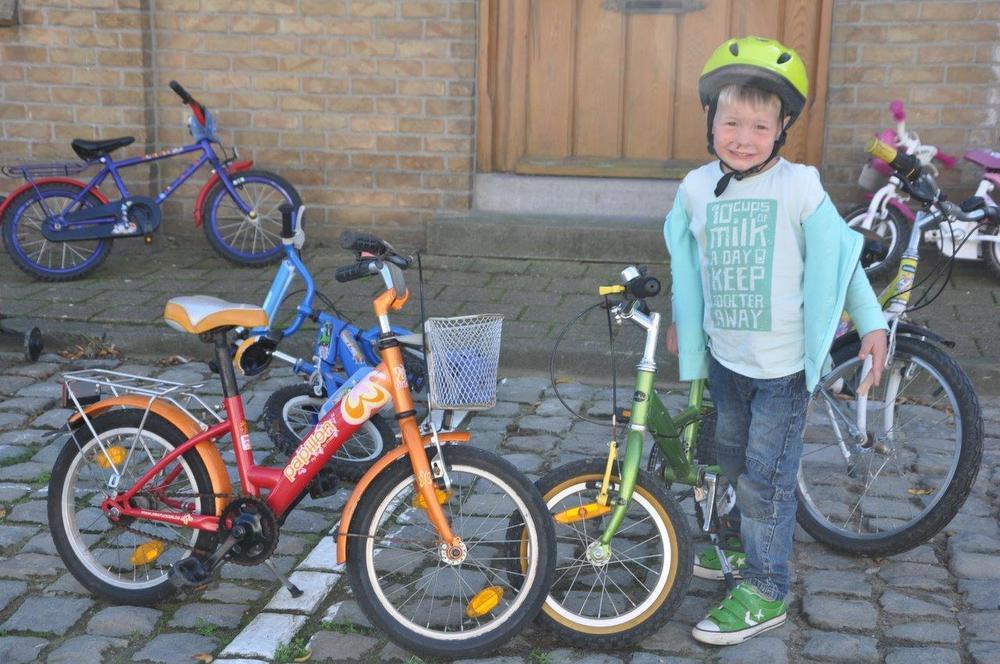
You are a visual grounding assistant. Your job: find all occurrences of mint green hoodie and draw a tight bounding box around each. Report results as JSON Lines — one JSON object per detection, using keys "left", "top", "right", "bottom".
{"left": 665, "top": 189, "right": 887, "bottom": 391}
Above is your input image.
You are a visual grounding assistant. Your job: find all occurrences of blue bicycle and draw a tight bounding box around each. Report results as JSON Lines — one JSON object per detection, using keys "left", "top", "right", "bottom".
{"left": 233, "top": 206, "right": 448, "bottom": 480}
{"left": 0, "top": 81, "right": 300, "bottom": 280}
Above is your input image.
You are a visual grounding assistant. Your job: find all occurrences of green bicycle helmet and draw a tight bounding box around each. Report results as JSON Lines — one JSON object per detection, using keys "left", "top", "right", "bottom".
{"left": 699, "top": 36, "right": 810, "bottom": 195}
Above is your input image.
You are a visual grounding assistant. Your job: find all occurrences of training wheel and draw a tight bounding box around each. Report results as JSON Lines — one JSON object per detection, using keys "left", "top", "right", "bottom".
{"left": 24, "top": 327, "right": 42, "bottom": 362}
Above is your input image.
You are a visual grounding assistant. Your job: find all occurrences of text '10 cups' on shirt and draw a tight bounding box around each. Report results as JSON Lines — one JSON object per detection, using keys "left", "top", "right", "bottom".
{"left": 680, "top": 159, "right": 826, "bottom": 379}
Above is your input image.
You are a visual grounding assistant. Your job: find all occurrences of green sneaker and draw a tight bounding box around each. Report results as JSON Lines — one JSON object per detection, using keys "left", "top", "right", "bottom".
{"left": 693, "top": 540, "right": 746, "bottom": 581}
{"left": 692, "top": 582, "right": 786, "bottom": 646}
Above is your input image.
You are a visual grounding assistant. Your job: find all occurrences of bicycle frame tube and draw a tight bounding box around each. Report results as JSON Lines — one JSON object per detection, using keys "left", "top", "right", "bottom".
{"left": 649, "top": 380, "right": 707, "bottom": 486}
{"left": 107, "top": 363, "right": 395, "bottom": 531}
{"left": 47, "top": 143, "right": 220, "bottom": 229}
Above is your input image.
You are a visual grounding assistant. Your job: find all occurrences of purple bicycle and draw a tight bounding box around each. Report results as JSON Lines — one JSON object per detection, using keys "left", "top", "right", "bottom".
{"left": 0, "top": 81, "right": 300, "bottom": 280}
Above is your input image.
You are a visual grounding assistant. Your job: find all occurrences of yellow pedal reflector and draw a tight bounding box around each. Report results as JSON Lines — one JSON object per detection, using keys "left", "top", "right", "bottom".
{"left": 412, "top": 488, "right": 452, "bottom": 510}
{"left": 908, "top": 487, "right": 933, "bottom": 496}
{"left": 553, "top": 502, "right": 612, "bottom": 525}
{"left": 466, "top": 585, "right": 504, "bottom": 618}
{"left": 130, "top": 540, "right": 164, "bottom": 566}
{"left": 96, "top": 446, "right": 127, "bottom": 469}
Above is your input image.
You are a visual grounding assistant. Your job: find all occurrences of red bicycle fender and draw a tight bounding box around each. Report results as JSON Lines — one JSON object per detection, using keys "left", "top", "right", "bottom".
{"left": 0, "top": 177, "right": 108, "bottom": 221}
{"left": 193, "top": 159, "right": 254, "bottom": 227}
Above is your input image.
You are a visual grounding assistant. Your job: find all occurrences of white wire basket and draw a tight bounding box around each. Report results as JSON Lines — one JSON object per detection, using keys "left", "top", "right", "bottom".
{"left": 424, "top": 314, "right": 503, "bottom": 410}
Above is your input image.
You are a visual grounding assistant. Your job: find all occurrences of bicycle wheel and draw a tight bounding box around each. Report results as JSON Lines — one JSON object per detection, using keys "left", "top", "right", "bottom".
{"left": 797, "top": 335, "right": 983, "bottom": 557}
{"left": 262, "top": 383, "right": 394, "bottom": 481}
{"left": 844, "top": 203, "right": 908, "bottom": 281}
{"left": 47, "top": 410, "right": 217, "bottom": 605}
{"left": 346, "top": 444, "right": 555, "bottom": 659}
{"left": 533, "top": 459, "right": 692, "bottom": 648}
{"left": 202, "top": 169, "right": 300, "bottom": 266}
{"left": 1, "top": 182, "right": 113, "bottom": 281}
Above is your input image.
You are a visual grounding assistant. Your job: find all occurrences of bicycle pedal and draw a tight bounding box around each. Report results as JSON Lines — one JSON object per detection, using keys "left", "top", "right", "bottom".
{"left": 169, "top": 556, "right": 213, "bottom": 589}
{"left": 308, "top": 466, "right": 340, "bottom": 499}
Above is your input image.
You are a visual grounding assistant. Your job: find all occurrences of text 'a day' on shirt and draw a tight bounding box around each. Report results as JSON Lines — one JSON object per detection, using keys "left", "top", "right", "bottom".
{"left": 679, "top": 158, "right": 826, "bottom": 379}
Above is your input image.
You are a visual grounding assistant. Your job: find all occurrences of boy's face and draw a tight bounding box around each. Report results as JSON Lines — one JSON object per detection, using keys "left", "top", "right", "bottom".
{"left": 711, "top": 98, "right": 784, "bottom": 172}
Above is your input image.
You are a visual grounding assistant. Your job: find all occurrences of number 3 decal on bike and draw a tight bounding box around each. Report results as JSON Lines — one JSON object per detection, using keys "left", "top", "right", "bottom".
{"left": 340, "top": 373, "right": 392, "bottom": 425}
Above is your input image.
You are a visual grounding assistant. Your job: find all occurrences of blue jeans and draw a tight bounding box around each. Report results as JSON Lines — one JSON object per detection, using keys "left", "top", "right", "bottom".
{"left": 708, "top": 355, "right": 808, "bottom": 601}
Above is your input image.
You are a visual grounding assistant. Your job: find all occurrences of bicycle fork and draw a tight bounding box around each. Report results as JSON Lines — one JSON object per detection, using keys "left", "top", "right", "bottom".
{"left": 587, "top": 306, "right": 662, "bottom": 564}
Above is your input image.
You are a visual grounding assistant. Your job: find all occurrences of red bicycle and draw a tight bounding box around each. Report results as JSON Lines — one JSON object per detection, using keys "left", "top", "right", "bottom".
{"left": 47, "top": 225, "right": 555, "bottom": 658}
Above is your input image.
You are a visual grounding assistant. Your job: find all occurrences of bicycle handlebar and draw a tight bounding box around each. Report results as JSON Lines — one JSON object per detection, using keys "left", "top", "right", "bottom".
{"left": 338, "top": 230, "right": 412, "bottom": 268}
{"left": 169, "top": 80, "right": 207, "bottom": 125}
{"left": 280, "top": 204, "right": 295, "bottom": 239}
{"left": 627, "top": 275, "right": 661, "bottom": 299}
{"left": 867, "top": 137, "right": 922, "bottom": 182}
{"left": 169, "top": 80, "right": 194, "bottom": 104}
{"left": 335, "top": 260, "right": 382, "bottom": 283}
{"left": 940, "top": 199, "right": 1000, "bottom": 225}
{"left": 340, "top": 230, "right": 388, "bottom": 255}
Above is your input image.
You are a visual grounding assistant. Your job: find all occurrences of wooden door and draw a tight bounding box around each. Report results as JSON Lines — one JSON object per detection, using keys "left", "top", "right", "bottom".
{"left": 477, "top": 0, "right": 833, "bottom": 178}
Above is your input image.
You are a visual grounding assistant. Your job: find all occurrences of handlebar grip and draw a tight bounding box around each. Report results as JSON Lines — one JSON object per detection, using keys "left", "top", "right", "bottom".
{"left": 280, "top": 204, "right": 296, "bottom": 240}
{"left": 339, "top": 230, "right": 387, "bottom": 255}
{"left": 889, "top": 99, "right": 906, "bottom": 122}
{"left": 866, "top": 137, "right": 921, "bottom": 181}
{"left": 935, "top": 150, "right": 958, "bottom": 169}
{"left": 169, "top": 80, "right": 194, "bottom": 104}
{"left": 335, "top": 261, "right": 379, "bottom": 283}
{"left": 627, "top": 275, "right": 661, "bottom": 299}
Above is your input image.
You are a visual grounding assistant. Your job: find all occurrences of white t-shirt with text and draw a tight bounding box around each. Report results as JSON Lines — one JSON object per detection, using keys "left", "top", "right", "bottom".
{"left": 679, "top": 158, "right": 826, "bottom": 379}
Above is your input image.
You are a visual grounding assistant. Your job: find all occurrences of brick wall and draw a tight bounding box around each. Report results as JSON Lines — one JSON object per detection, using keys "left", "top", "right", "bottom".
{"left": 0, "top": 0, "right": 477, "bottom": 246}
{"left": 823, "top": 0, "right": 1000, "bottom": 206}
{"left": 3, "top": 0, "right": 998, "bottom": 239}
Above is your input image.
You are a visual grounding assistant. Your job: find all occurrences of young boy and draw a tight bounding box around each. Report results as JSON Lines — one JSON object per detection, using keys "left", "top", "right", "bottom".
{"left": 663, "top": 36, "right": 888, "bottom": 646}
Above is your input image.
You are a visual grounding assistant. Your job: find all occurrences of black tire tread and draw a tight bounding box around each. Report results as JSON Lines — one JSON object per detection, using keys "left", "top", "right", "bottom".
{"left": 534, "top": 459, "right": 693, "bottom": 649}
{"left": 47, "top": 410, "right": 215, "bottom": 605}
{"left": 796, "top": 336, "right": 983, "bottom": 557}
{"left": 345, "top": 444, "right": 555, "bottom": 659}
{"left": 1, "top": 183, "right": 113, "bottom": 281}
{"left": 844, "top": 203, "right": 908, "bottom": 282}
{"left": 201, "top": 169, "right": 300, "bottom": 267}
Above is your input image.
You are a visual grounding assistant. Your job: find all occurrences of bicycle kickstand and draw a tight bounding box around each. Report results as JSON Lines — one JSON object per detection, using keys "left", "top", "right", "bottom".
{"left": 698, "top": 472, "right": 739, "bottom": 591}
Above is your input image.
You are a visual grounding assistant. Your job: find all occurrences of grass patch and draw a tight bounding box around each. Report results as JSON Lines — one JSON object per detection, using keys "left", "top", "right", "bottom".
{"left": 194, "top": 618, "right": 216, "bottom": 637}
{"left": 273, "top": 636, "right": 311, "bottom": 664}
{"left": 529, "top": 648, "right": 552, "bottom": 664}
{"left": 35, "top": 469, "right": 51, "bottom": 485}
{"left": 319, "top": 620, "right": 368, "bottom": 635}
{"left": 0, "top": 448, "right": 35, "bottom": 468}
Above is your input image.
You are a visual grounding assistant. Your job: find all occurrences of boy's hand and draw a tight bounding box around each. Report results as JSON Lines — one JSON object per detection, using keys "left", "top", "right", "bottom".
{"left": 666, "top": 322, "right": 678, "bottom": 356}
{"left": 858, "top": 329, "right": 888, "bottom": 386}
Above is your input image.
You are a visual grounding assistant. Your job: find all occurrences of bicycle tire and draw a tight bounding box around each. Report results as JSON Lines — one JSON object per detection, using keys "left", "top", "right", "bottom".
{"left": 796, "top": 335, "right": 982, "bottom": 557}
{"left": 202, "top": 169, "right": 300, "bottom": 266}
{"left": 345, "top": 444, "right": 555, "bottom": 659}
{"left": 47, "top": 410, "right": 216, "bottom": 605}
{"left": 532, "top": 459, "right": 692, "bottom": 648}
{"left": 844, "top": 203, "right": 908, "bottom": 281}
{"left": 1, "top": 182, "right": 113, "bottom": 281}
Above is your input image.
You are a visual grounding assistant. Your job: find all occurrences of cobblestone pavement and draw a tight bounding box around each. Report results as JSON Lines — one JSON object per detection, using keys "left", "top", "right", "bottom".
{"left": 0, "top": 349, "right": 998, "bottom": 664}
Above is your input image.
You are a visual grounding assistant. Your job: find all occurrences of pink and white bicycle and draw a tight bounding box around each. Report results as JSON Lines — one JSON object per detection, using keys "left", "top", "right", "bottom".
{"left": 849, "top": 100, "right": 1000, "bottom": 280}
